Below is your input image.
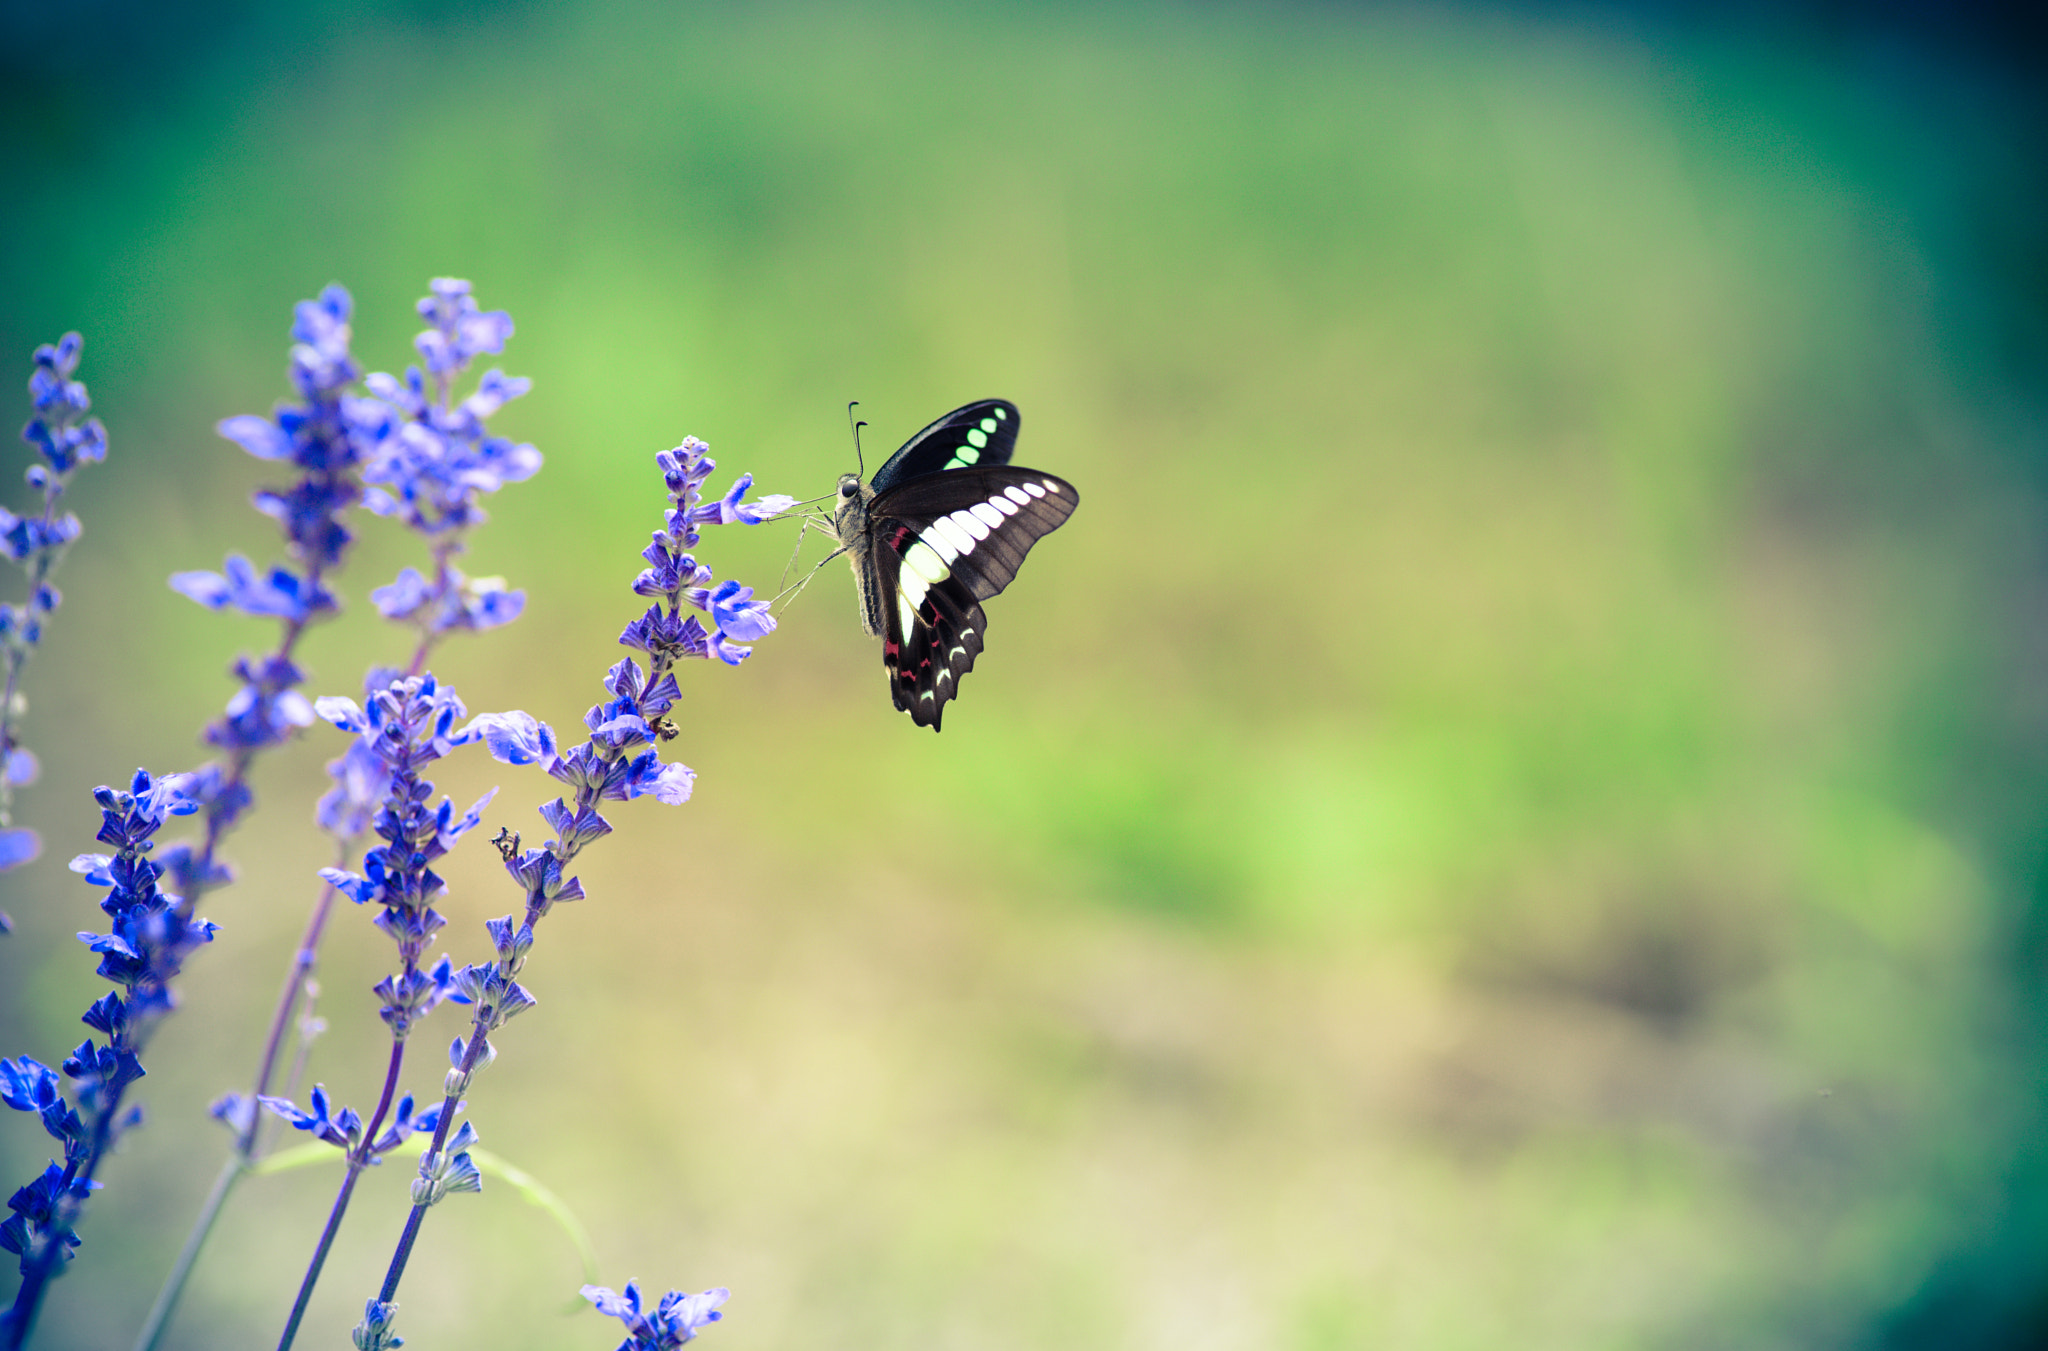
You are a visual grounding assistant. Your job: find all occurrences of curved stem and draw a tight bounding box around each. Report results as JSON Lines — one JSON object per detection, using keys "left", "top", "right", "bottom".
{"left": 131, "top": 868, "right": 347, "bottom": 1351}
{"left": 376, "top": 1023, "right": 491, "bottom": 1303}
{"left": 129, "top": 1156, "right": 239, "bottom": 1351}
{"left": 274, "top": 1161, "right": 367, "bottom": 1351}
{"left": 275, "top": 1039, "right": 407, "bottom": 1351}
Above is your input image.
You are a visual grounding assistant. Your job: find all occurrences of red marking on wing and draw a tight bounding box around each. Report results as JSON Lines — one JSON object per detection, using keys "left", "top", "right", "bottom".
{"left": 886, "top": 524, "right": 912, "bottom": 551}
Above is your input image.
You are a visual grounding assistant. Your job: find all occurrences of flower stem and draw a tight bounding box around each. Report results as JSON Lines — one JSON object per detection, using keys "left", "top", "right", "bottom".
{"left": 275, "top": 1037, "right": 407, "bottom": 1351}
{"left": 129, "top": 1156, "right": 239, "bottom": 1351}
{"left": 375, "top": 1020, "right": 494, "bottom": 1303}
{"left": 131, "top": 866, "right": 347, "bottom": 1351}
{"left": 274, "top": 1160, "right": 365, "bottom": 1351}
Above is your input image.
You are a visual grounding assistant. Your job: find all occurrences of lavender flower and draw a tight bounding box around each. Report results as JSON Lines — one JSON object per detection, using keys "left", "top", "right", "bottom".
{"left": 256, "top": 285, "right": 543, "bottom": 1351}
{"left": 360, "top": 279, "right": 539, "bottom": 660}
{"left": 624, "top": 436, "right": 792, "bottom": 670}
{"left": 0, "top": 770, "right": 209, "bottom": 1344}
{"left": 169, "top": 285, "right": 378, "bottom": 778}
{"left": 0, "top": 334, "right": 109, "bottom": 871}
{"left": 259, "top": 1083, "right": 364, "bottom": 1153}
{"left": 350, "top": 1299, "right": 402, "bottom": 1351}
{"left": 351, "top": 439, "right": 786, "bottom": 1339}
{"left": 128, "top": 291, "right": 395, "bottom": 1351}
{"left": 254, "top": 1083, "right": 452, "bottom": 1159}
{"left": 176, "top": 286, "right": 371, "bottom": 594}
{"left": 127, "top": 286, "right": 783, "bottom": 1351}
{"left": 2, "top": 1163, "right": 93, "bottom": 1258}
{"left": 583, "top": 1281, "right": 728, "bottom": 1348}
{"left": 314, "top": 676, "right": 494, "bottom": 1040}
{"left": 70, "top": 771, "right": 210, "bottom": 1026}
{"left": 252, "top": 672, "right": 511, "bottom": 1351}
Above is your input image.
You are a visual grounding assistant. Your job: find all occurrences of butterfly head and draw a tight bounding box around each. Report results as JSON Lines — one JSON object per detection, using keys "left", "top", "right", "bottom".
{"left": 833, "top": 472, "right": 872, "bottom": 543}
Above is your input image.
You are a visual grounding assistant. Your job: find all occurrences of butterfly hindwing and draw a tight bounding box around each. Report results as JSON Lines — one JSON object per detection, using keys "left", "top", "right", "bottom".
{"left": 868, "top": 399, "right": 1020, "bottom": 493}
{"left": 869, "top": 468, "right": 1078, "bottom": 729}
{"left": 872, "top": 534, "right": 987, "bottom": 728}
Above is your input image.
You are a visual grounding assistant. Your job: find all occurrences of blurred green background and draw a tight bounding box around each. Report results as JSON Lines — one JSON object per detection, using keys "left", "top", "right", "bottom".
{"left": 3, "top": 1, "right": 2047, "bottom": 1347}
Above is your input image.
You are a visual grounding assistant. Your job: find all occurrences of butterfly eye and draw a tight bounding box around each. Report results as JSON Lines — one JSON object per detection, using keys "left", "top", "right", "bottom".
{"left": 839, "top": 480, "right": 859, "bottom": 498}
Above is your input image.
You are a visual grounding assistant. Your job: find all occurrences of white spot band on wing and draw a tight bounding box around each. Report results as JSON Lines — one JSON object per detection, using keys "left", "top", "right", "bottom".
{"left": 932, "top": 515, "right": 976, "bottom": 555}
{"left": 1003, "top": 486, "right": 1032, "bottom": 506}
{"left": 969, "top": 502, "right": 1005, "bottom": 529}
{"left": 903, "top": 540, "right": 950, "bottom": 584}
{"left": 1023, "top": 482, "right": 1046, "bottom": 498}
{"left": 920, "top": 528, "right": 959, "bottom": 564}
{"left": 900, "top": 573, "right": 929, "bottom": 614}
{"left": 949, "top": 509, "right": 991, "bottom": 541}
{"left": 988, "top": 494, "right": 1020, "bottom": 517}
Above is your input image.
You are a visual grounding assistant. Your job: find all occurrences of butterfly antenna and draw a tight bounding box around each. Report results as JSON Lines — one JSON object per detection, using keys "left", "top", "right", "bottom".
{"left": 848, "top": 400, "right": 868, "bottom": 478}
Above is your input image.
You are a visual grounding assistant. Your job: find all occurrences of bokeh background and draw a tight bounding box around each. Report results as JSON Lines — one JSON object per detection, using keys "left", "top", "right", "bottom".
{"left": 3, "top": 1, "right": 2047, "bottom": 1347}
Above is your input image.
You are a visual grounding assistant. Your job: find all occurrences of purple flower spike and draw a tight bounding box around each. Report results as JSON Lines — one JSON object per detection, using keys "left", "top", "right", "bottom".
{"left": 414, "top": 278, "right": 514, "bottom": 376}
{"left": 23, "top": 334, "right": 107, "bottom": 476}
{"left": 2, "top": 334, "right": 109, "bottom": 865}
{"left": 625, "top": 438, "right": 785, "bottom": 666}
{"left": 312, "top": 674, "right": 508, "bottom": 1037}
{"left": 360, "top": 280, "right": 538, "bottom": 660}
{"left": 169, "top": 284, "right": 379, "bottom": 845}
{"left": 0, "top": 763, "right": 222, "bottom": 1298}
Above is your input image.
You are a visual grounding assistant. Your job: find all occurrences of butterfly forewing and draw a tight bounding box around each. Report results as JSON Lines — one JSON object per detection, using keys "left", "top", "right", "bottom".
{"left": 869, "top": 399, "right": 1020, "bottom": 492}
{"left": 869, "top": 467, "right": 1078, "bottom": 729}
{"left": 874, "top": 467, "right": 1077, "bottom": 602}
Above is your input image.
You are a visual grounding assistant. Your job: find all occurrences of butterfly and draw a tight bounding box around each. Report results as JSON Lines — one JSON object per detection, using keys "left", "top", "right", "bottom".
{"left": 829, "top": 399, "right": 1078, "bottom": 731}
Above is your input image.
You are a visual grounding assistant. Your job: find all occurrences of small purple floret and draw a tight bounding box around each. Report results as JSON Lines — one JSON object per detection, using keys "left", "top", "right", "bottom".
{"left": 583, "top": 1280, "right": 729, "bottom": 1348}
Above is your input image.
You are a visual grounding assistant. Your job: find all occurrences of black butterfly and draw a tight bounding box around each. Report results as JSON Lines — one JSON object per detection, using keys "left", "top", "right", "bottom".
{"left": 829, "top": 399, "right": 1078, "bottom": 730}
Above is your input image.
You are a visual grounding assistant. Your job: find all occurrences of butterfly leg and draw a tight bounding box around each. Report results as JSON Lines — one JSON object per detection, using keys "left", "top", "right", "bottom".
{"left": 778, "top": 512, "right": 815, "bottom": 593}
{"left": 778, "top": 509, "right": 839, "bottom": 589}
{"left": 772, "top": 537, "right": 849, "bottom": 610}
